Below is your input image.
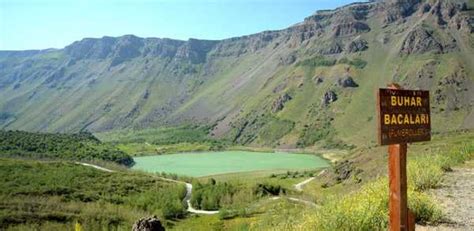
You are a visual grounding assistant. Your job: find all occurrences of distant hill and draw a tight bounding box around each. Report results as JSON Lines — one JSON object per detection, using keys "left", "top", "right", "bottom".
{"left": 1, "top": 0, "right": 473, "bottom": 148}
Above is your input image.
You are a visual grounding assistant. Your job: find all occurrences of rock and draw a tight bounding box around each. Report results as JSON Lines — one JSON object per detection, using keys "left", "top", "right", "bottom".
{"left": 319, "top": 43, "right": 343, "bottom": 55}
{"left": 279, "top": 53, "right": 297, "bottom": 65}
{"left": 322, "top": 91, "right": 337, "bottom": 106}
{"left": 314, "top": 77, "right": 324, "bottom": 85}
{"left": 334, "top": 160, "right": 357, "bottom": 182}
{"left": 337, "top": 76, "right": 358, "bottom": 88}
{"left": 347, "top": 39, "right": 368, "bottom": 53}
{"left": 332, "top": 22, "right": 371, "bottom": 37}
{"left": 132, "top": 216, "right": 165, "bottom": 231}
{"left": 421, "top": 3, "right": 431, "bottom": 13}
{"left": 380, "top": 0, "right": 422, "bottom": 25}
{"left": 400, "top": 27, "right": 443, "bottom": 55}
{"left": 272, "top": 82, "right": 287, "bottom": 93}
{"left": 272, "top": 93, "right": 292, "bottom": 112}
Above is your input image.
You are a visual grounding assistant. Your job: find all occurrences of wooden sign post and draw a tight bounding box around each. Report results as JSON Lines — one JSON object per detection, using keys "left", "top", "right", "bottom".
{"left": 377, "top": 84, "right": 431, "bottom": 231}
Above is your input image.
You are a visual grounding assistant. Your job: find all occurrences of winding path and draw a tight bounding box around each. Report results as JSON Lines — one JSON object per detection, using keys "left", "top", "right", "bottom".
{"left": 76, "top": 162, "right": 318, "bottom": 214}
{"left": 76, "top": 162, "right": 219, "bottom": 214}
{"left": 294, "top": 177, "right": 315, "bottom": 191}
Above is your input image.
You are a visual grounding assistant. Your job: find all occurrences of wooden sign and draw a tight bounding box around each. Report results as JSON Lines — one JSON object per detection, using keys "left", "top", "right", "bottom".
{"left": 377, "top": 88, "right": 431, "bottom": 145}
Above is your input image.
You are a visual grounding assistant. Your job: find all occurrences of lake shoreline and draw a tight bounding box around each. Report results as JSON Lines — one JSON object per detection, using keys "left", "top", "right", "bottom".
{"left": 132, "top": 151, "right": 330, "bottom": 177}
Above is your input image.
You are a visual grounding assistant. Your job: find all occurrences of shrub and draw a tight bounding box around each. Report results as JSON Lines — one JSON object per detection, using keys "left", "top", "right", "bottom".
{"left": 408, "top": 143, "right": 474, "bottom": 191}
{"left": 408, "top": 191, "right": 442, "bottom": 224}
{"left": 350, "top": 58, "right": 368, "bottom": 69}
{"left": 408, "top": 159, "right": 444, "bottom": 191}
{"left": 296, "top": 56, "right": 336, "bottom": 67}
{"left": 191, "top": 181, "right": 236, "bottom": 210}
{"left": 337, "top": 57, "right": 368, "bottom": 69}
{"left": 299, "top": 177, "right": 442, "bottom": 230}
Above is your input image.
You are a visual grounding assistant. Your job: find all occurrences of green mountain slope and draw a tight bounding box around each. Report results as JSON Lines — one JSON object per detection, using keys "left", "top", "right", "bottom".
{"left": 1, "top": 0, "right": 473, "bottom": 148}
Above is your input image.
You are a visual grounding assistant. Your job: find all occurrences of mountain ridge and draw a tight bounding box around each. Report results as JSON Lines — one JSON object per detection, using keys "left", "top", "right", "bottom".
{"left": 1, "top": 0, "right": 473, "bottom": 148}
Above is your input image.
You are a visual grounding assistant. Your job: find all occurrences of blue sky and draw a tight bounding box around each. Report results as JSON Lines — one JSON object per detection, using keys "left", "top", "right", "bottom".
{"left": 0, "top": 0, "right": 359, "bottom": 50}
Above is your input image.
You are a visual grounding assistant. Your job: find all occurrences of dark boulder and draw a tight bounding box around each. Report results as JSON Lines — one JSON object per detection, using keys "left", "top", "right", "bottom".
{"left": 337, "top": 76, "right": 359, "bottom": 88}
{"left": 322, "top": 91, "right": 337, "bottom": 106}
{"left": 314, "top": 77, "right": 324, "bottom": 85}
{"left": 132, "top": 216, "right": 165, "bottom": 231}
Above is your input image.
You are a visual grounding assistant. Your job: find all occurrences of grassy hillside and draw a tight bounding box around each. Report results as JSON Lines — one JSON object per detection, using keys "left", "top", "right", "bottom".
{"left": 0, "top": 130, "right": 134, "bottom": 166}
{"left": 0, "top": 158, "right": 186, "bottom": 230}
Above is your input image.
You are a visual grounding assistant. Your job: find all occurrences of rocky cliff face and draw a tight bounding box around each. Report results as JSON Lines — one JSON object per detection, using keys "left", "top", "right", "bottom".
{"left": 1, "top": 0, "right": 473, "bottom": 147}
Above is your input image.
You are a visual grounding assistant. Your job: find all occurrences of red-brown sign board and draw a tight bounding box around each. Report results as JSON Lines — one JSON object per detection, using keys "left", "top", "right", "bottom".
{"left": 377, "top": 88, "right": 431, "bottom": 145}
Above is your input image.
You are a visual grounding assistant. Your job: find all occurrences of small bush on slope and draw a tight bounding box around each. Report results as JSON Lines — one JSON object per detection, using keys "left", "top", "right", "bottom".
{"left": 408, "top": 143, "right": 474, "bottom": 191}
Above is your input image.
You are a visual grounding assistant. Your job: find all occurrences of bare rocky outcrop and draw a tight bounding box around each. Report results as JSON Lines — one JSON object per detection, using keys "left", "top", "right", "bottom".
{"left": 434, "top": 67, "right": 473, "bottom": 112}
{"left": 319, "top": 42, "right": 343, "bottom": 55}
{"left": 64, "top": 35, "right": 217, "bottom": 66}
{"left": 429, "top": 1, "right": 469, "bottom": 26}
{"left": 278, "top": 52, "right": 297, "bottom": 65}
{"left": 337, "top": 76, "right": 359, "bottom": 88}
{"left": 450, "top": 13, "right": 474, "bottom": 34}
{"left": 322, "top": 91, "right": 338, "bottom": 106}
{"left": 379, "top": 0, "right": 423, "bottom": 25}
{"left": 132, "top": 216, "right": 165, "bottom": 231}
{"left": 400, "top": 27, "right": 443, "bottom": 55}
{"left": 332, "top": 22, "right": 371, "bottom": 37}
{"left": 272, "top": 93, "right": 292, "bottom": 112}
{"left": 347, "top": 39, "right": 368, "bottom": 53}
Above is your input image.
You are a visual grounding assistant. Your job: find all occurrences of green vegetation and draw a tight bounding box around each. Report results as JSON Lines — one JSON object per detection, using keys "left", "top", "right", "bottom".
{"left": 0, "top": 0, "right": 473, "bottom": 229}
{"left": 257, "top": 118, "right": 294, "bottom": 145}
{"left": 116, "top": 142, "right": 215, "bottom": 156}
{"left": 132, "top": 151, "right": 329, "bottom": 177}
{"left": 173, "top": 133, "right": 474, "bottom": 230}
{"left": 0, "top": 130, "right": 133, "bottom": 166}
{"left": 296, "top": 55, "right": 336, "bottom": 67}
{"left": 96, "top": 125, "right": 229, "bottom": 155}
{"left": 0, "top": 158, "right": 186, "bottom": 230}
{"left": 191, "top": 180, "right": 237, "bottom": 210}
{"left": 191, "top": 179, "right": 286, "bottom": 211}
{"left": 338, "top": 57, "right": 368, "bottom": 69}
{"left": 96, "top": 125, "right": 219, "bottom": 145}
{"left": 408, "top": 142, "right": 474, "bottom": 191}
{"left": 297, "top": 118, "right": 334, "bottom": 147}
{"left": 289, "top": 139, "right": 474, "bottom": 230}
{"left": 299, "top": 178, "right": 441, "bottom": 230}
{"left": 270, "top": 170, "right": 316, "bottom": 179}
